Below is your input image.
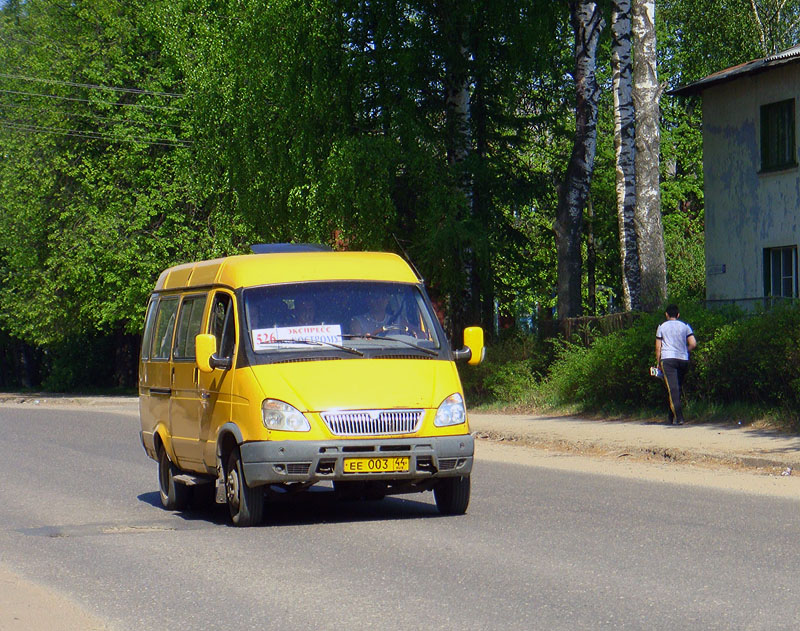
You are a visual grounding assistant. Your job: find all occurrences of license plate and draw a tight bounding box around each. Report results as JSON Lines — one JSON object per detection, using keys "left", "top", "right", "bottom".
{"left": 343, "top": 456, "right": 409, "bottom": 474}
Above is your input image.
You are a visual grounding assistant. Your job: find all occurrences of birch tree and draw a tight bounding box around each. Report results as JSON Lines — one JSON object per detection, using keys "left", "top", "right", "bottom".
{"left": 434, "top": 0, "right": 479, "bottom": 333}
{"left": 555, "top": 0, "right": 604, "bottom": 318}
{"left": 749, "top": 0, "right": 800, "bottom": 55}
{"left": 611, "top": 0, "right": 641, "bottom": 312}
{"left": 632, "top": 0, "right": 667, "bottom": 311}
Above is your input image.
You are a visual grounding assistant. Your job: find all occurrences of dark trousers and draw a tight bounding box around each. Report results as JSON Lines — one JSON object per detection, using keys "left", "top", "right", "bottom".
{"left": 661, "top": 358, "right": 689, "bottom": 423}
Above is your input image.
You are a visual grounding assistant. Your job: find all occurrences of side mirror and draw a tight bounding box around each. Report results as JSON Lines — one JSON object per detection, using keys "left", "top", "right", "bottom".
{"left": 196, "top": 334, "right": 217, "bottom": 373}
{"left": 195, "top": 334, "right": 233, "bottom": 373}
{"left": 453, "top": 326, "right": 485, "bottom": 365}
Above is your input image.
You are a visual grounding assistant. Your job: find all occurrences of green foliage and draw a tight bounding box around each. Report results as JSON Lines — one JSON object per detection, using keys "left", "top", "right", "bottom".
{"left": 482, "top": 360, "right": 538, "bottom": 403}
{"left": 40, "top": 331, "right": 138, "bottom": 392}
{"left": 0, "top": 0, "right": 212, "bottom": 346}
{"left": 460, "top": 330, "right": 555, "bottom": 405}
{"left": 693, "top": 304, "right": 800, "bottom": 406}
{"left": 543, "top": 303, "right": 735, "bottom": 410}
{"left": 544, "top": 316, "right": 666, "bottom": 409}
{"left": 0, "top": 0, "right": 577, "bottom": 387}
{"left": 662, "top": 210, "right": 705, "bottom": 301}
{"left": 659, "top": 0, "right": 762, "bottom": 87}
{"left": 532, "top": 304, "right": 800, "bottom": 414}
{"left": 466, "top": 303, "right": 769, "bottom": 412}
{"left": 159, "top": 0, "right": 575, "bottom": 323}
{"left": 2, "top": 0, "right": 799, "bottom": 395}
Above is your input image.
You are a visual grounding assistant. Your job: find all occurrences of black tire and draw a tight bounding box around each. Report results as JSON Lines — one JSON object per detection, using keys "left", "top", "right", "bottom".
{"left": 157, "top": 445, "right": 190, "bottom": 511}
{"left": 433, "top": 476, "right": 470, "bottom": 515}
{"left": 225, "top": 449, "right": 264, "bottom": 527}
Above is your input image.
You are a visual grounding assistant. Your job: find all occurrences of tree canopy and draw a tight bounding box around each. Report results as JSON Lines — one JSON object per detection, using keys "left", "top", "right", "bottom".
{"left": 1, "top": 0, "right": 795, "bottom": 386}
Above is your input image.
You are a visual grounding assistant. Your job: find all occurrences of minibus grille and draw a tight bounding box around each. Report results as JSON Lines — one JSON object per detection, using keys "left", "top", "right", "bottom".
{"left": 321, "top": 409, "right": 423, "bottom": 436}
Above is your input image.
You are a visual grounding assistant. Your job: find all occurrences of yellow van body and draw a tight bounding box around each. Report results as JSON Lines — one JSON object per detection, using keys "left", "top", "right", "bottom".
{"left": 138, "top": 247, "right": 483, "bottom": 526}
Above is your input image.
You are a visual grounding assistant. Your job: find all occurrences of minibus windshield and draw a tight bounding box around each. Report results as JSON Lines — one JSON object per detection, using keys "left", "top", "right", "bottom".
{"left": 243, "top": 281, "right": 442, "bottom": 356}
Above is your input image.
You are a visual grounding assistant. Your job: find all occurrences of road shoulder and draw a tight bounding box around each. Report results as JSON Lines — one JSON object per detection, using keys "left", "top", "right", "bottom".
{"left": 477, "top": 440, "right": 800, "bottom": 499}
{"left": 0, "top": 565, "right": 107, "bottom": 631}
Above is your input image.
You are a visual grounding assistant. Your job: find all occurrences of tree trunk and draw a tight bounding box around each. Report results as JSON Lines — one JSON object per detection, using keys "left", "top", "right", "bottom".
{"left": 611, "top": 0, "right": 641, "bottom": 312}
{"left": 587, "top": 196, "right": 597, "bottom": 315}
{"left": 555, "top": 0, "right": 604, "bottom": 319}
{"left": 471, "top": 27, "right": 495, "bottom": 335}
{"left": 632, "top": 0, "right": 667, "bottom": 311}
{"left": 437, "top": 1, "right": 478, "bottom": 333}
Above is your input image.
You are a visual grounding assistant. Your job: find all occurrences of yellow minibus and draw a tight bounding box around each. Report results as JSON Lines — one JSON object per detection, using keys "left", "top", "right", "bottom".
{"left": 138, "top": 244, "right": 483, "bottom": 526}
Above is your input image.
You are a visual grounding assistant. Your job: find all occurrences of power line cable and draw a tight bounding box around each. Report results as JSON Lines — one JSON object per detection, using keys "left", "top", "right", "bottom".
{"left": 0, "top": 72, "right": 186, "bottom": 98}
{"left": 0, "top": 120, "right": 192, "bottom": 147}
{"left": 0, "top": 89, "right": 185, "bottom": 111}
{"left": 1, "top": 121, "right": 191, "bottom": 147}
{"left": 0, "top": 102, "right": 186, "bottom": 130}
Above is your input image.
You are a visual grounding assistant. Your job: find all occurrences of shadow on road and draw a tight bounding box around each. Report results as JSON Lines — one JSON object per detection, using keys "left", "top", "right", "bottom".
{"left": 137, "top": 487, "right": 443, "bottom": 528}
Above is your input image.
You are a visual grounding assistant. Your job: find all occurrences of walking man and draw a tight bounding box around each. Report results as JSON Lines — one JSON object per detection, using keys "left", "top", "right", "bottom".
{"left": 655, "top": 305, "right": 697, "bottom": 425}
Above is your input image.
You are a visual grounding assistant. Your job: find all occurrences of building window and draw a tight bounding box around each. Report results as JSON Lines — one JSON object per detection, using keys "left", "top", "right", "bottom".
{"left": 764, "top": 246, "right": 798, "bottom": 298}
{"left": 760, "top": 99, "right": 796, "bottom": 171}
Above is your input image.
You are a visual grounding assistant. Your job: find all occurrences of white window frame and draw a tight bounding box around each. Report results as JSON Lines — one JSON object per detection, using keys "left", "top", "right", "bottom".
{"left": 764, "top": 245, "right": 798, "bottom": 298}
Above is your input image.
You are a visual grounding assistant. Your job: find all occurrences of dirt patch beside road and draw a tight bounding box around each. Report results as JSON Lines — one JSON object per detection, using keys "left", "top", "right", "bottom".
{"left": 0, "top": 566, "right": 107, "bottom": 631}
{"left": 0, "top": 394, "right": 137, "bottom": 414}
{"left": 473, "top": 428, "right": 790, "bottom": 474}
{"left": 469, "top": 412, "right": 800, "bottom": 476}
{"left": 476, "top": 440, "right": 800, "bottom": 499}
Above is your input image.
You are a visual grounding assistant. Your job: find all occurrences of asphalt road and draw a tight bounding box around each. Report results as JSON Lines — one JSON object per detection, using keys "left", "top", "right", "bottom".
{"left": 2, "top": 406, "right": 800, "bottom": 630}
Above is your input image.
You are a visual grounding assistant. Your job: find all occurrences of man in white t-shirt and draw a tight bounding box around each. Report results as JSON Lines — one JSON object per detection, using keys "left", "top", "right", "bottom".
{"left": 655, "top": 304, "right": 697, "bottom": 425}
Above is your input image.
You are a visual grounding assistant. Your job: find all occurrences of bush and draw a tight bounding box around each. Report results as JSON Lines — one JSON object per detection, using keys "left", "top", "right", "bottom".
{"left": 693, "top": 304, "right": 800, "bottom": 406}
{"left": 464, "top": 303, "right": 800, "bottom": 414}
{"left": 542, "top": 304, "right": 740, "bottom": 411}
{"left": 40, "top": 330, "right": 139, "bottom": 392}
{"left": 460, "top": 331, "right": 555, "bottom": 406}
{"left": 482, "top": 360, "right": 538, "bottom": 403}
{"left": 543, "top": 314, "right": 666, "bottom": 410}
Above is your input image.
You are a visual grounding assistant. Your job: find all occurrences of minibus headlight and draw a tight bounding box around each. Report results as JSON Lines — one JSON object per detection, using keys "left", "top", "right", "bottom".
{"left": 434, "top": 393, "right": 466, "bottom": 427}
{"left": 261, "top": 400, "right": 311, "bottom": 432}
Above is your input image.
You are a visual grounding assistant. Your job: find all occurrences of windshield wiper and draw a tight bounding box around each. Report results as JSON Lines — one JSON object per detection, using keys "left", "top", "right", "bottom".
{"left": 342, "top": 334, "right": 439, "bottom": 356}
{"left": 267, "top": 339, "right": 364, "bottom": 356}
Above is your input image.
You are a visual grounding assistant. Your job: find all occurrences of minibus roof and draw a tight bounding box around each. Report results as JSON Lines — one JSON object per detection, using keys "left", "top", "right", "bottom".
{"left": 153, "top": 251, "right": 421, "bottom": 292}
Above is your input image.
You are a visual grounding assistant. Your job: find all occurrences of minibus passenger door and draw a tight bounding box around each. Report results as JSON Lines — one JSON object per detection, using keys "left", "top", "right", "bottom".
{"left": 197, "top": 291, "right": 237, "bottom": 469}
{"left": 169, "top": 294, "right": 207, "bottom": 468}
{"left": 145, "top": 296, "right": 179, "bottom": 445}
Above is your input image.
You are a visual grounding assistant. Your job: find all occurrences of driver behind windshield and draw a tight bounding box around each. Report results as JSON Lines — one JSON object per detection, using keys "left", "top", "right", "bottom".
{"left": 292, "top": 297, "right": 317, "bottom": 325}
{"left": 350, "top": 289, "right": 392, "bottom": 336}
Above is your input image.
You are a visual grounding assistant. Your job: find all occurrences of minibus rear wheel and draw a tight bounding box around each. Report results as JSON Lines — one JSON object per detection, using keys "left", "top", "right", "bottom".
{"left": 433, "top": 476, "right": 470, "bottom": 515}
{"left": 225, "top": 449, "right": 264, "bottom": 527}
{"left": 158, "top": 446, "right": 190, "bottom": 511}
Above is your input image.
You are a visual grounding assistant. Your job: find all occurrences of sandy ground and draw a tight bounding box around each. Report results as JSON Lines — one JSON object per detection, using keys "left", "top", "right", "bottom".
{"left": 470, "top": 412, "right": 800, "bottom": 472}
{"left": 0, "top": 566, "right": 107, "bottom": 631}
{"left": 477, "top": 440, "right": 800, "bottom": 499}
{"left": 2, "top": 395, "right": 800, "bottom": 629}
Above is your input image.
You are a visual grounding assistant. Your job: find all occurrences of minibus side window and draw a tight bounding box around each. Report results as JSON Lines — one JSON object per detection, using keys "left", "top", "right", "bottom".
{"left": 151, "top": 297, "right": 179, "bottom": 361}
{"left": 210, "top": 293, "right": 236, "bottom": 360}
{"left": 140, "top": 297, "right": 159, "bottom": 361}
{"left": 173, "top": 295, "right": 207, "bottom": 360}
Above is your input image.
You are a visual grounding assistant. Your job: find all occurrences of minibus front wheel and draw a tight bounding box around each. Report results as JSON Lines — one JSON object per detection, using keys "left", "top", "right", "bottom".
{"left": 157, "top": 445, "right": 190, "bottom": 511}
{"left": 433, "top": 475, "right": 471, "bottom": 515}
{"left": 225, "top": 448, "right": 264, "bottom": 527}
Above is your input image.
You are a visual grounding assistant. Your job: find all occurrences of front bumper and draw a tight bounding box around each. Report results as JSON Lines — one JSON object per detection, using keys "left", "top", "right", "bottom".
{"left": 240, "top": 434, "right": 474, "bottom": 486}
